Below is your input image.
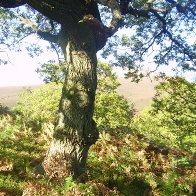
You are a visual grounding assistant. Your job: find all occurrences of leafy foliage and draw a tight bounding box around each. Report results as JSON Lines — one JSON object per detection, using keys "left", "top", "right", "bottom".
{"left": 131, "top": 76, "right": 196, "bottom": 152}
{"left": 87, "top": 132, "right": 195, "bottom": 195}
{"left": 36, "top": 62, "right": 64, "bottom": 83}
{"left": 153, "top": 76, "right": 196, "bottom": 151}
{"left": 14, "top": 63, "right": 134, "bottom": 131}
{"left": 94, "top": 92, "right": 133, "bottom": 131}
{"left": 0, "top": 114, "right": 47, "bottom": 195}
{"left": 0, "top": 1, "right": 196, "bottom": 192}
{"left": 0, "top": 1, "right": 195, "bottom": 74}
{"left": 0, "top": 103, "right": 11, "bottom": 115}
{"left": 13, "top": 84, "right": 62, "bottom": 127}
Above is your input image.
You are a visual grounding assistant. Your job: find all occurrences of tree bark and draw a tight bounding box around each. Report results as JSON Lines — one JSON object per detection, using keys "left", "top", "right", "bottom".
{"left": 43, "top": 20, "right": 99, "bottom": 180}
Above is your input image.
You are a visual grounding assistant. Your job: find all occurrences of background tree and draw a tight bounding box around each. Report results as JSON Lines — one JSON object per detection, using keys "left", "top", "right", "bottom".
{"left": 0, "top": 0, "right": 195, "bottom": 179}
{"left": 131, "top": 76, "right": 196, "bottom": 153}
{"left": 152, "top": 76, "right": 196, "bottom": 151}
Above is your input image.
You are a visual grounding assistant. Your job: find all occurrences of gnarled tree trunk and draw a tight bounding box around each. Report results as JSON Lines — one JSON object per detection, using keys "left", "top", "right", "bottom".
{"left": 43, "top": 21, "right": 99, "bottom": 179}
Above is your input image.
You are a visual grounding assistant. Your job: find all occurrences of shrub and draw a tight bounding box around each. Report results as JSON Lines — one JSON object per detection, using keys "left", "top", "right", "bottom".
{"left": 131, "top": 76, "right": 196, "bottom": 153}
{"left": 13, "top": 83, "right": 62, "bottom": 127}
{"left": 13, "top": 63, "right": 134, "bottom": 132}
{"left": 94, "top": 92, "right": 134, "bottom": 131}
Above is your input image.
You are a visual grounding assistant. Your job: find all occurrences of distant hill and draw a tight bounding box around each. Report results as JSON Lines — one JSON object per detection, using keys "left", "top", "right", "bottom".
{"left": 0, "top": 85, "right": 41, "bottom": 108}
{"left": 0, "top": 78, "right": 158, "bottom": 112}
{"left": 117, "top": 77, "right": 158, "bottom": 112}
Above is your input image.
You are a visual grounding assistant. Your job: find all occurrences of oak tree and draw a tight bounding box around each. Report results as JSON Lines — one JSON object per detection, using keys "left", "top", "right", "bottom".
{"left": 0, "top": 0, "right": 195, "bottom": 179}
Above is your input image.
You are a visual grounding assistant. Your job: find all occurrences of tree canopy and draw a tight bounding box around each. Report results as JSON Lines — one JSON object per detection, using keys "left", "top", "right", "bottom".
{"left": 0, "top": 0, "right": 195, "bottom": 74}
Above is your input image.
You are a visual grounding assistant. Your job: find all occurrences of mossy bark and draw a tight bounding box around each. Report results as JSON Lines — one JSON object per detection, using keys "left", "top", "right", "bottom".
{"left": 43, "top": 21, "right": 99, "bottom": 179}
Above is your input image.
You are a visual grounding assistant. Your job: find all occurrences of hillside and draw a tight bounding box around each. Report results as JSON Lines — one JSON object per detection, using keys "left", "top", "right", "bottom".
{"left": 117, "top": 77, "right": 158, "bottom": 112}
{"left": 0, "top": 77, "right": 158, "bottom": 111}
{"left": 0, "top": 85, "right": 41, "bottom": 108}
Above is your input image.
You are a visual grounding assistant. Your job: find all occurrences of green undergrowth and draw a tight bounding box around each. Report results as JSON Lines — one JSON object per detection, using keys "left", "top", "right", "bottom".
{"left": 0, "top": 113, "right": 195, "bottom": 195}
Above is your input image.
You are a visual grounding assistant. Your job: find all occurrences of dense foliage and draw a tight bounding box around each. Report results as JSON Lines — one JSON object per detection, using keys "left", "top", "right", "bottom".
{"left": 13, "top": 84, "right": 62, "bottom": 126}
{"left": 153, "top": 76, "right": 196, "bottom": 150}
{"left": 131, "top": 76, "right": 196, "bottom": 153}
{"left": 14, "top": 63, "right": 134, "bottom": 131}
{"left": 0, "top": 1, "right": 195, "bottom": 73}
{"left": 0, "top": 74, "right": 196, "bottom": 195}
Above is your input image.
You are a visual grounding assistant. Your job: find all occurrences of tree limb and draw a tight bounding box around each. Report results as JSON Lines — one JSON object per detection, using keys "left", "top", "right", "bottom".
{"left": 165, "top": 30, "right": 196, "bottom": 61}
{"left": 165, "top": 0, "right": 196, "bottom": 16}
{"left": 96, "top": 0, "right": 123, "bottom": 35}
{"left": 120, "top": 0, "right": 130, "bottom": 15}
{"left": 0, "top": 0, "right": 26, "bottom": 8}
{"left": 18, "top": 15, "right": 38, "bottom": 32}
{"left": 37, "top": 31, "right": 58, "bottom": 43}
{"left": 127, "top": 6, "right": 150, "bottom": 18}
{"left": 141, "top": 30, "right": 164, "bottom": 56}
{"left": 18, "top": 15, "right": 58, "bottom": 43}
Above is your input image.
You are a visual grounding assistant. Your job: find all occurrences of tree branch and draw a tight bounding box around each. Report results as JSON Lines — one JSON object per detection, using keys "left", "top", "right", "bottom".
{"left": 120, "top": 0, "right": 130, "bottom": 15}
{"left": 127, "top": 6, "right": 150, "bottom": 18}
{"left": 18, "top": 15, "right": 38, "bottom": 32}
{"left": 165, "top": 30, "right": 196, "bottom": 61}
{"left": 0, "top": 0, "right": 26, "bottom": 8}
{"left": 146, "top": 9, "right": 195, "bottom": 62}
{"left": 96, "top": 0, "right": 123, "bottom": 35}
{"left": 18, "top": 15, "right": 58, "bottom": 43}
{"left": 141, "top": 30, "right": 164, "bottom": 56}
{"left": 165, "top": 0, "right": 196, "bottom": 16}
{"left": 37, "top": 31, "right": 58, "bottom": 43}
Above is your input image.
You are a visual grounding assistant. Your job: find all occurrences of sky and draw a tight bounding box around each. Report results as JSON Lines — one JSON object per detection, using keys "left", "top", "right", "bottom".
{"left": 0, "top": 51, "right": 43, "bottom": 86}
{"left": 0, "top": 35, "right": 195, "bottom": 87}
{"left": 0, "top": 38, "right": 58, "bottom": 87}
{"left": 0, "top": 48, "right": 194, "bottom": 87}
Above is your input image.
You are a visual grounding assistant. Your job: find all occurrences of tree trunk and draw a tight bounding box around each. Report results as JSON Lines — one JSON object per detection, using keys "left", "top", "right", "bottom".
{"left": 43, "top": 21, "right": 99, "bottom": 180}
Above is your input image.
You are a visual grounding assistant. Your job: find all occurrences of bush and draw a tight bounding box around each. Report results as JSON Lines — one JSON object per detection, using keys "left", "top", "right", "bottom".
{"left": 94, "top": 92, "right": 134, "bottom": 131}
{"left": 13, "top": 83, "right": 62, "bottom": 127}
{"left": 131, "top": 76, "right": 196, "bottom": 153}
{"left": 131, "top": 107, "right": 177, "bottom": 148}
{"left": 13, "top": 63, "right": 134, "bottom": 132}
{"left": 87, "top": 132, "right": 195, "bottom": 195}
{"left": 0, "top": 103, "right": 11, "bottom": 115}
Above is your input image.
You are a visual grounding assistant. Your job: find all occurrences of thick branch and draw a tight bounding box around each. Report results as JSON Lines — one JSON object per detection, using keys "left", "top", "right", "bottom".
{"left": 120, "top": 0, "right": 130, "bottom": 15}
{"left": 0, "top": 0, "right": 26, "bottom": 8}
{"left": 96, "top": 0, "right": 123, "bottom": 35}
{"left": 37, "top": 31, "right": 58, "bottom": 43}
{"left": 127, "top": 6, "right": 150, "bottom": 18}
{"left": 24, "top": 0, "right": 63, "bottom": 23}
{"left": 119, "top": 0, "right": 150, "bottom": 18}
{"left": 165, "top": 0, "right": 196, "bottom": 16}
{"left": 18, "top": 15, "right": 38, "bottom": 31}
{"left": 19, "top": 15, "right": 58, "bottom": 43}
{"left": 149, "top": 9, "right": 166, "bottom": 27}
